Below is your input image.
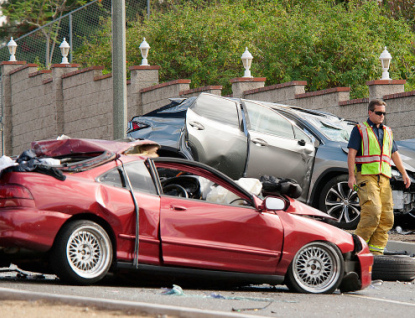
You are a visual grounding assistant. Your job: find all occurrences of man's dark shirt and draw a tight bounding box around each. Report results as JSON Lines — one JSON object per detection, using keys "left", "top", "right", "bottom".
{"left": 348, "top": 118, "right": 398, "bottom": 172}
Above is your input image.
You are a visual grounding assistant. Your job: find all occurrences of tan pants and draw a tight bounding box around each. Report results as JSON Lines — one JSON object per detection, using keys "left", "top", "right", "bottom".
{"left": 354, "top": 172, "right": 394, "bottom": 255}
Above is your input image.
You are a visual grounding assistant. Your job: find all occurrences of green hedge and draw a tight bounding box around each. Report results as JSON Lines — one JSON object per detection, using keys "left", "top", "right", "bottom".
{"left": 74, "top": 0, "right": 415, "bottom": 98}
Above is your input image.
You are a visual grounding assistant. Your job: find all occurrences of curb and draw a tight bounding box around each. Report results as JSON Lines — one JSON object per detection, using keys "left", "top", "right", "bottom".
{"left": 0, "top": 287, "right": 261, "bottom": 318}
{"left": 386, "top": 240, "right": 415, "bottom": 255}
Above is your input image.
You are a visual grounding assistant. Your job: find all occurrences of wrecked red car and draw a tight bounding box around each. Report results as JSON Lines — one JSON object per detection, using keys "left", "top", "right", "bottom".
{"left": 0, "top": 138, "right": 372, "bottom": 293}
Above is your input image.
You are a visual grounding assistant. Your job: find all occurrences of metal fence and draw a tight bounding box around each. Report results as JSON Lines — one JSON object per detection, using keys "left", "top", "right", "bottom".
{"left": 0, "top": 0, "right": 149, "bottom": 67}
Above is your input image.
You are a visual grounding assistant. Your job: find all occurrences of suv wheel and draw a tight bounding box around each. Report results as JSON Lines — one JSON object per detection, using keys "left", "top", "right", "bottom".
{"left": 318, "top": 174, "right": 360, "bottom": 229}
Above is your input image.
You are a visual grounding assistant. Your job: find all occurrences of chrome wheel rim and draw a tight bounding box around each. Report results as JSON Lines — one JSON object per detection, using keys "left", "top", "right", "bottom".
{"left": 325, "top": 181, "right": 360, "bottom": 225}
{"left": 66, "top": 226, "right": 111, "bottom": 279}
{"left": 292, "top": 243, "right": 342, "bottom": 293}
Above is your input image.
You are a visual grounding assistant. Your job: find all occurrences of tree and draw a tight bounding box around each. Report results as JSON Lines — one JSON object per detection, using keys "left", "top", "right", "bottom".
{"left": 74, "top": 0, "right": 415, "bottom": 98}
{"left": 0, "top": 0, "right": 91, "bottom": 67}
{"left": 380, "top": 0, "right": 415, "bottom": 32}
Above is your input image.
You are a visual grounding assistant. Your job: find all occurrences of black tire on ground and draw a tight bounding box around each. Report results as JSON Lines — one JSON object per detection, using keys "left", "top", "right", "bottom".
{"left": 318, "top": 174, "right": 360, "bottom": 230}
{"left": 372, "top": 255, "right": 415, "bottom": 281}
{"left": 286, "top": 241, "right": 344, "bottom": 294}
{"left": 51, "top": 220, "right": 113, "bottom": 285}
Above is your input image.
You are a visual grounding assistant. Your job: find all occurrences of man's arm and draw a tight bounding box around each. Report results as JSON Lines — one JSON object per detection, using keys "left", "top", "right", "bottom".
{"left": 348, "top": 148, "right": 358, "bottom": 190}
{"left": 391, "top": 151, "right": 411, "bottom": 188}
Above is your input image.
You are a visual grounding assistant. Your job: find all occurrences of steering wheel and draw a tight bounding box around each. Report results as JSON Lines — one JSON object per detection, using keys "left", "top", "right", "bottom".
{"left": 163, "top": 184, "right": 189, "bottom": 198}
{"left": 229, "top": 198, "right": 250, "bottom": 206}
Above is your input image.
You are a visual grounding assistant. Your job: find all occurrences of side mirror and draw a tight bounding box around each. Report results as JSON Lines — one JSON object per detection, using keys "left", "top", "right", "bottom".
{"left": 265, "top": 197, "right": 286, "bottom": 210}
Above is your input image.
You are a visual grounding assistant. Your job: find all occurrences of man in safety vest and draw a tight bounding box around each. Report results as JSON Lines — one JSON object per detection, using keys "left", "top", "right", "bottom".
{"left": 347, "top": 99, "right": 411, "bottom": 255}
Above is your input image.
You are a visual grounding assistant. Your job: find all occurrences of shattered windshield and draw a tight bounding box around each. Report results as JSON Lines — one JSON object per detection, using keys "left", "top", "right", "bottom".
{"left": 296, "top": 112, "right": 355, "bottom": 142}
{"left": 154, "top": 97, "right": 196, "bottom": 114}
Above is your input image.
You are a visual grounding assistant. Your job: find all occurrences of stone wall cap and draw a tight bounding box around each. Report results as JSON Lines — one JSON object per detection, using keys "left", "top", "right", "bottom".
{"left": 366, "top": 79, "right": 406, "bottom": 85}
{"left": 244, "top": 81, "right": 307, "bottom": 95}
{"left": 129, "top": 65, "right": 161, "bottom": 71}
{"left": 230, "top": 77, "right": 266, "bottom": 83}
{"left": 8, "top": 63, "right": 38, "bottom": 75}
{"left": 94, "top": 73, "right": 112, "bottom": 81}
{"left": 0, "top": 61, "right": 26, "bottom": 66}
{"left": 384, "top": 90, "right": 415, "bottom": 100}
{"left": 140, "top": 79, "right": 191, "bottom": 93}
{"left": 61, "top": 66, "right": 104, "bottom": 79}
{"left": 51, "top": 63, "right": 81, "bottom": 68}
{"left": 339, "top": 98, "right": 369, "bottom": 106}
{"left": 29, "top": 70, "right": 52, "bottom": 78}
{"left": 296, "top": 87, "right": 350, "bottom": 99}
{"left": 180, "top": 85, "right": 223, "bottom": 96}
{"left": 42, "top": 78, "right": 53, "bottom": 85}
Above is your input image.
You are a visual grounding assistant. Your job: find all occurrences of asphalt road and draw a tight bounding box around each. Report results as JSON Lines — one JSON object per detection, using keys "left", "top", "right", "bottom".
{"left": 1, "top": 264, "right": 415, "bottom": 318}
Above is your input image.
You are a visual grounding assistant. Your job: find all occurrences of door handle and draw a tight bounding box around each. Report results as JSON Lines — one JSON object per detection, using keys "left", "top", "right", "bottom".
{"left": 252, "top": 138, "right": 268, "bottom": 147}
{"left": 171, "top": 205, "right": 187, "bottom": 211}
{"left": 189, "top": 121, "right": 205, "bottom": 130}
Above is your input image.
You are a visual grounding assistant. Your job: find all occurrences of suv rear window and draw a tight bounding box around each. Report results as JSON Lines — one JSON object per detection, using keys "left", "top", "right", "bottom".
{"left": 191, "top": 94, "right": 239, "bottom": 127}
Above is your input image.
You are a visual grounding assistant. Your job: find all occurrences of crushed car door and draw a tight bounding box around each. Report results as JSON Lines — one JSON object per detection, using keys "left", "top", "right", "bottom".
{"left": 97, "top": 160, "right": 161, "bottom": 264}
{"left": 153, "top": 160, "right": 283, "bottom": 274}
{"left": 186, "top": 93, "right": 248, "bottom": 179}
{"left": 243, "top": 100, "right": 316, "bottom": 202}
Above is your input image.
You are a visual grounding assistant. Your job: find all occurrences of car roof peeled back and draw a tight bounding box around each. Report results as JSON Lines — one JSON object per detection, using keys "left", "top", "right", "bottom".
{"left": 0, "top": 138, "right": 161, "bottom": 177}
{"left": 31, "top": 138, "right": 160, "bottom": 157}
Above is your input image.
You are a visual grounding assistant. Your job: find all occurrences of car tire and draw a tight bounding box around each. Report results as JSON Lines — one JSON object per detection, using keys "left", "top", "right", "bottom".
{"left": 318, "top": 174, "right": 360, "bottom": 229}
{"left": 372, "top": 255, "right": 415, "bottom": 281}
{"left": 286, "top": 242, "right": 344, "bottom": 294}
{"left": 51, "top": 220, "right": 113, "bottom": 285}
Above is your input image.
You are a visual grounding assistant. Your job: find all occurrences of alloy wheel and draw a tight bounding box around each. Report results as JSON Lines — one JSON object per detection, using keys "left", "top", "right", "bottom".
{"left": 66, "top": 225, "right": 112, "bottom": 279}
{"left": 289, "top": 242, "right": 343, "bottom": 293}
{"left": 324, "top": 181, "right": 360, "bottom": 227}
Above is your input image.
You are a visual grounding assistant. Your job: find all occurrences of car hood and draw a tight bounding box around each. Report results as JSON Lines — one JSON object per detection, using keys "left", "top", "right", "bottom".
{"left": 31, "top": 138, "right": 160, "bottom": 157}
{"left": 396, "top": 141, "right": 415, "bottom": 172}
{"left": 284, "top": 197, "right": 337, "bottom": 220}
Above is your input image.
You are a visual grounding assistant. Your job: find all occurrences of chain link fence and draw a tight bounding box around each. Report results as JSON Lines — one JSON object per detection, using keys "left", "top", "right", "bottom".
{"left": 0, "top": 0, "right": 149, "bottom": 67}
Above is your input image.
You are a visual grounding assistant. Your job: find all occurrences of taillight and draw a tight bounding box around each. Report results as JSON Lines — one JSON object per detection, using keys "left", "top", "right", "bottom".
{"left": 129, "top": 121, "right": 149, "bottom": 131}
{"left": 0, "top": 184, "right": 33, "bottom": 200}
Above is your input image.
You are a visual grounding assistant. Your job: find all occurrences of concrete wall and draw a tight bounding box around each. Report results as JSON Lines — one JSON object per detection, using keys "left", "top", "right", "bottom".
{"left": 140, "top": 79, "right": 191, "bottom": 115}
{"left": 61, "top": 66, "right": 113, "bottom": 139}
{"left": 0, "top": 62, "right": 166, "bottom": 155}
{"left": 1, "top": 60, "right": 415, "bottom": 156}
{"left": 238, "top": 77, "right": 414, "bottom": 141}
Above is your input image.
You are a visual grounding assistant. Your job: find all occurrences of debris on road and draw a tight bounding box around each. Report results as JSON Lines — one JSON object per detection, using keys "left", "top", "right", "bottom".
{"left": 0, "top": 264, "right": 57, "bottom": 280}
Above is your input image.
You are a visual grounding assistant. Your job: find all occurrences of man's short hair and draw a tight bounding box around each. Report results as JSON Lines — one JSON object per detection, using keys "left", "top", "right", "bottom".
{"left": 368, "top": 99, "right": 386, "bottom": 112}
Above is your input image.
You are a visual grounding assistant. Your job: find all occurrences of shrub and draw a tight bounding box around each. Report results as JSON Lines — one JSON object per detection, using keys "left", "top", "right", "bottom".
{"left": 74, "top": 0, "right": 415, "bottom": 98}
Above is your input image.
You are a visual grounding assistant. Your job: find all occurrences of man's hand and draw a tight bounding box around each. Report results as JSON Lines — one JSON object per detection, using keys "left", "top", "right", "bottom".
{"left": 347, "top": 148, "right": 358, "bottom": 190}
{"left": 348, "top": 176, "right": 356, "bottom": 190}
{"left": 391, "top": 151, "right": 411, "bottom": 189}
{"left": 403, "top": 174, "right": 411, "bottom": 189}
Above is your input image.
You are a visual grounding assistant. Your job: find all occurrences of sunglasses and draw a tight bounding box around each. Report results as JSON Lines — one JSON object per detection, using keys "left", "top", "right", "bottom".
{"left": 373, "top": 111, "right": 386, "bottom": 116}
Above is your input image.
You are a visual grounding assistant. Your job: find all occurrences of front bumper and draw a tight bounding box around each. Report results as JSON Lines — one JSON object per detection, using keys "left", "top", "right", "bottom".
{"left": 391, "top": 171, "right": 415, "bottom": 214}
{"left": 340, "top": 235, "right": 373, "bottom": 292}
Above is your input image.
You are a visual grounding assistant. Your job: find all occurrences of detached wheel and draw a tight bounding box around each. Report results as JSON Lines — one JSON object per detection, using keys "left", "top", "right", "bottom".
{"left": 318, "top": 174, "right": 360, "bottom": 229}
{"left": 372, "top": 255, "right": 415, "bottom": 281}
{"left": 51, "top": 220, "right": 113, "bottom": 285}
{"left": 286, "top": 242, "right": 344, "bottom": 294}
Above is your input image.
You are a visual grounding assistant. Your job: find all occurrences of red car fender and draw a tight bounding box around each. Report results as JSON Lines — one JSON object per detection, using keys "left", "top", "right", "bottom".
{"left": 274, "top": 210, "right": 355, "bottom": 276}
{"left": 0, "top": 208, "right": 71, "bottom": 251}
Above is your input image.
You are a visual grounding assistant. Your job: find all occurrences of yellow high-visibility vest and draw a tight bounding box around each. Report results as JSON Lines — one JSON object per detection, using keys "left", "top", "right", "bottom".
{"left": 355, "top": 121, "right": 393, "bottom": 178}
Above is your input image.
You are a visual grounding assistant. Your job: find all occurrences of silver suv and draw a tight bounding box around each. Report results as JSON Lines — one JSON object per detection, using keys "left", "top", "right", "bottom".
{"left": 128, "top": 93, "right": 415, "bottom": 229}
